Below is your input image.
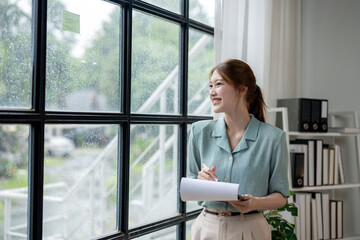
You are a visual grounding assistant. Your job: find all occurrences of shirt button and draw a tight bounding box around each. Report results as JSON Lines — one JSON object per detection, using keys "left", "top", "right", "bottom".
{"left": 224, "top": 178, "right": 229, "bottom": 182}
{"left": 228, "top": 156, "right": 232, "bottom": 161}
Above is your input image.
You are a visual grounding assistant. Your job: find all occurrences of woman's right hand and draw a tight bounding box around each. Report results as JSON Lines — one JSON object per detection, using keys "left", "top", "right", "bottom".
{"left": 198, "top": 165, "right": 218, "bottom": 181}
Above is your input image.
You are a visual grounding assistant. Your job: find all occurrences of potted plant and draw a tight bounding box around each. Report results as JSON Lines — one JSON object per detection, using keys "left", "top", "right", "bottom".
{"left": 263, "top": 192, "right": 298, "bottom": 240}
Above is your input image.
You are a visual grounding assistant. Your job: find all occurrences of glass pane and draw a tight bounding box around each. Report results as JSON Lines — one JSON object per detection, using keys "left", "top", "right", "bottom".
{"left": 129, "top": 125, "right": 178, "bottom": 228}
{"left": 186, "top": 124, "right": 202, "bottom": 212}
{"left": 0, "top": 125, "right": 29, "bottom": 239}
{"left": 141, "top": 0, "right": 180, "bottom": 14}
{"left": 43, "top": 124, "right": 118, "bottom": 239}
{"left": 0, "top": 0, "right": 32, "bottom": 109}
{"left": 133, "top": 225, "right": 177, "bottom": 239}
{"left": 46, "top": 0, "right": 121, "bottom": 112}
{"left": 131, "top": 11, "right": 180, "bottom": 114}
{"left": 189, "top": 0, "right": 215, "bottom": 27}
{"left": 186, "top": 220, "right": 195, "bottom": 240}
{"left": 188, "top": 29, "right": 214, "bottom": 116}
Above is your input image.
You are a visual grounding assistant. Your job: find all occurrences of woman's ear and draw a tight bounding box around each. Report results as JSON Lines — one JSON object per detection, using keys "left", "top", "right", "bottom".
{"left": 240, "top": 86, "right": 248, "bottom": 96}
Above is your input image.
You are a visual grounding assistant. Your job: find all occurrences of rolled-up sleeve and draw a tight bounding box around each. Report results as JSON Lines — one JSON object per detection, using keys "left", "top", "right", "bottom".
{"left": 187, "top": 124, "right": 201, "bottom": 179}
{"left": 268, "top": 131, "right": 290, "bottom": 197}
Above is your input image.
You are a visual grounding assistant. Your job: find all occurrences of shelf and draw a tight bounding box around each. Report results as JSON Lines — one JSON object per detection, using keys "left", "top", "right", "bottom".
{"left": 269, "top": 108, "right": 360, "bottom": 239}
{"left": 288, "top": 131, "right": 359, "bottom": 137}
{"left": 291, "top": 183, "right": 360, "bottom": 192}
{"left": 342, "top": 235, "right": 360, "bottom": 240}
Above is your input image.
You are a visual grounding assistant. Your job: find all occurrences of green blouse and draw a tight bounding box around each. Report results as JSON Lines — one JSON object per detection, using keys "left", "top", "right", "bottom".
{"left": 187, "top": 115, "right": 290, "bottom": 211}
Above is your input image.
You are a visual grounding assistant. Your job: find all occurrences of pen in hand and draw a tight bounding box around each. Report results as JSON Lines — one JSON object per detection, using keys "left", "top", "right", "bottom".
{"left": 202, "top": 163, "right": 219, "bottom": 182}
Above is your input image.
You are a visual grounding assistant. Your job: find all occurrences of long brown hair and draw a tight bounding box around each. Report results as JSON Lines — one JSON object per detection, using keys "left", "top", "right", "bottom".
{"left": 210, "top": 59, "right": 267, "bottom": 122}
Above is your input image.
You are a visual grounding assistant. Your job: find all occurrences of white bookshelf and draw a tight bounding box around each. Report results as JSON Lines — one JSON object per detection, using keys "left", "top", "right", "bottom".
{"left": 342, "top": 235, "right": 360, "bottom": 240}
{"left": 292, "top": 183, "right": 360, "bottom": 192}
{"left": 289, "top": 131, "right": 359, "bottom": 137}
{"left": 269, "top": 108, "right": 360, "bottom": 240}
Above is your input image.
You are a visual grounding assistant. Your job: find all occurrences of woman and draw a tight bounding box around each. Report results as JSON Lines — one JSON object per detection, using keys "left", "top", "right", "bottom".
{"left": 187, "top": 59, "right": 289, "bottom": 240}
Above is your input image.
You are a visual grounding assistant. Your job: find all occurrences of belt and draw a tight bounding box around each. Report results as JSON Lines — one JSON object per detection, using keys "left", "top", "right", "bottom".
{"left": 204, "top": 209, "right": 260, "bottom": 216}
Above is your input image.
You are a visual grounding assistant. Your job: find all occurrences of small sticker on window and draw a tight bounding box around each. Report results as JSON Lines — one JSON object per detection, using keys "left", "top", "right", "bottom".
{"left": 62, "top": 10, "right": 80, "bottom": 34}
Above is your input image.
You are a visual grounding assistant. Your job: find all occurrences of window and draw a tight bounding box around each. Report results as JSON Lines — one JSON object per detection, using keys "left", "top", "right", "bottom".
{"left": 0, "top": 0, "right": 214, "bottom": 239}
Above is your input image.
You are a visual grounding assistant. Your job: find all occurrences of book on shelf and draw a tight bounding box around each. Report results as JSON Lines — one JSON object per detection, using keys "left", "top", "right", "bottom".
{"left": 289, "top": 142, "right": 308, "bottom": 186}
{"left": 294, "top": 194, "right": 305, "bottom": 240}
{"left": 305, "top": 194, "right": 311, "bottom": 240}
{"left": 315, "top": 139, "right": 323, "bottom": 186}
{"left": 337, "top": 200, "right": 344, "bottom": 239}
{"left": 331, "top": 144, "right": 340, "bottom": 185}
{"left": 311, "top": 198, "right": 318, "bottom": 240}
{"left": 328, "top": 127, "right": 360, "bottom": 133}
{"left": 322, "top": 145, "right": 329, "bottom": 185}
{"left": 328, "top": 144, "right": 344, "bottom": 185}
{"left": 328, "top": 147, "right": 335, "bottom": 185}
{"left": 315, "top": 193, "right": 323, "bottom": 239}
{"left": 294, "top": 201, "right": 301, "bottom": 239}
{"left": 322, "top": 193, "right": 330, "bottom": 240}
{"left": 338, "top": 146, "right": 345, "bottom": 184}
{"left": 308, "top": 140, "right": 315, "bottom": 187}
{"left": 330, "top": 200, "right": 337, "bottom": 239}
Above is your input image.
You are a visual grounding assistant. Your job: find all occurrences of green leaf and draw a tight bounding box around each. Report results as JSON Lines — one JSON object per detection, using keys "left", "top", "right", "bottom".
{"left": 264, "top": 200, "right": 298, "bottom": 240}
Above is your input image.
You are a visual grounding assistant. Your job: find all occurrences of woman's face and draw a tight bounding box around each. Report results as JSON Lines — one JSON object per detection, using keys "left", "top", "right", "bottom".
{"left": 209, "top": 70, "right": 240, "bottom": 113}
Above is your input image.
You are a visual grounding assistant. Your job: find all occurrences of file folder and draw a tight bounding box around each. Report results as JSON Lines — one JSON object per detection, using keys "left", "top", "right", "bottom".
{"left": 276, "top": 98, "right": 328, "bottom": 132}
{"left": 276, "top": 98, "right": 312, "bottom": 132}
{"left": 320, "top": 99, "right": 328, "bottom": 132}
{"left": 290, "top": 152, "right": 304, "bottom": 188}
{"left": 311, "top": 99, "right": 321, "bottom": 132}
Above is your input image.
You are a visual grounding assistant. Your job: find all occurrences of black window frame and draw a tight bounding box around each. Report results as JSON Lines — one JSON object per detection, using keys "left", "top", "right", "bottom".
{"left": 0, "top": 0, "right": 214, "bottom": 239}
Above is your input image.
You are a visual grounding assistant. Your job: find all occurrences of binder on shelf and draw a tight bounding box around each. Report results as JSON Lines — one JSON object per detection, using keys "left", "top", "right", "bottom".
{"left": 289, "top": 142, "right": 308, "bottom": 187}
{"left": 311, "top": 99, "right": 328, "bottom": 132}
{"left": 276, "top": 98, "right": 328, "bottom": 132}
{"left": 290, "top": 152, "right": 304, "bottom": 188}
{"left": 276, "top": 98, "right": 312, "bottom": 132}
{"left": 311, "top": 99, "right": 321, "bottom": 132}
{"left": 320, "top": 99, "right": 328, "bottom": 132}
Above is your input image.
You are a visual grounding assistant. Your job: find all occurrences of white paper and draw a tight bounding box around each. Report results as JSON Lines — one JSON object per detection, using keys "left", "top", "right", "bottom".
{"left": 180, "top": 177, "right": 239, "bottom": 201}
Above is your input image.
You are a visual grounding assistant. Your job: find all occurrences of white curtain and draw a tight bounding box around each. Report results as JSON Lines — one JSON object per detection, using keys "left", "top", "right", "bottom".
{"left": 215, "top": 0, "right": 300, "bottom": 108}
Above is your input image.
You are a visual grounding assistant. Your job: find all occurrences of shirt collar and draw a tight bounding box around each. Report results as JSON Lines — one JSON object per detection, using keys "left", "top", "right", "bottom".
{"left": 211, "top": 114, "right": 260, "bottom": 153}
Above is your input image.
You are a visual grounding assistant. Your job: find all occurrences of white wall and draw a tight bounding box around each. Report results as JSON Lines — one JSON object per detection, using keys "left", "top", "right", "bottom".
{"left": 301, "top": 0, "right": 360, "bottom": 111}
{"left": 301, "top": 0, "right": 360, "bottom": 236}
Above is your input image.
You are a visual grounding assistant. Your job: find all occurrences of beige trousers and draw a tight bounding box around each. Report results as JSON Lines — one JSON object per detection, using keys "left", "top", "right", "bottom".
{"left": 191, "top": 209, "right": 271, "bottom": 240}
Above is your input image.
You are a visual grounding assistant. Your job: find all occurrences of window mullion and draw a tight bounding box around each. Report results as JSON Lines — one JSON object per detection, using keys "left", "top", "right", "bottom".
{"left": 28, "top": 122, "right": 45, "bottom": 240}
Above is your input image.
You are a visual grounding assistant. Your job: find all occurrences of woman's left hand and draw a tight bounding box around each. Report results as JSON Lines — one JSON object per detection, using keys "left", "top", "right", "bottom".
{"left": 228, "top": 194, "right": 258, "bottom": 213}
